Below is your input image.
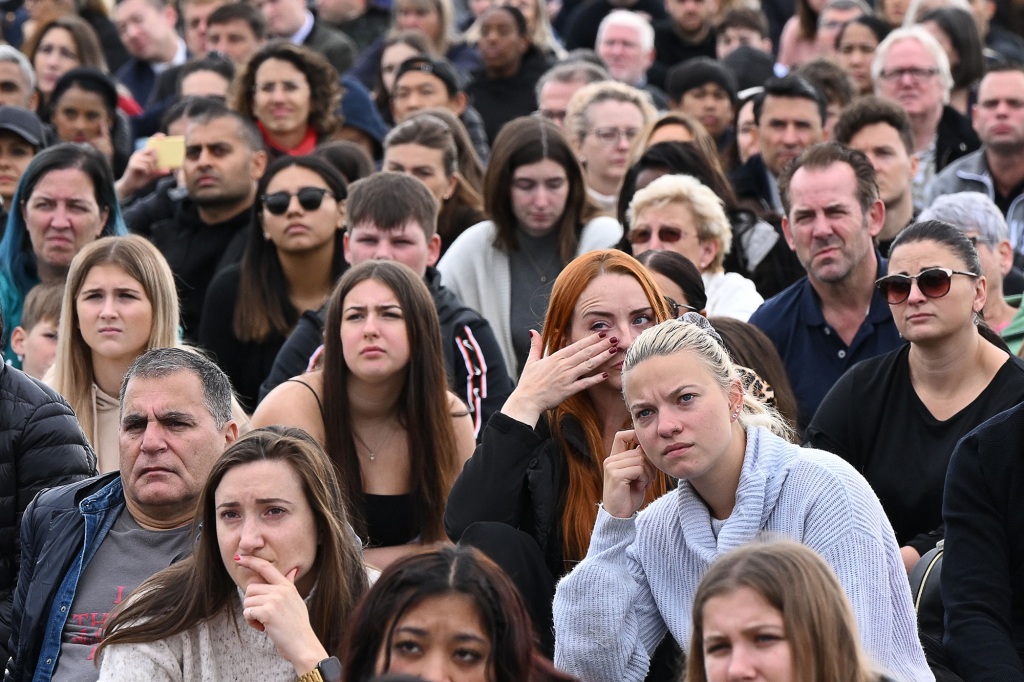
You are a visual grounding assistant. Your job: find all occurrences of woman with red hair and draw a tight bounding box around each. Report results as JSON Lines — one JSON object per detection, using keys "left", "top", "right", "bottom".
{"left": 444, "top": 249, "right": 674, "bottom": 650}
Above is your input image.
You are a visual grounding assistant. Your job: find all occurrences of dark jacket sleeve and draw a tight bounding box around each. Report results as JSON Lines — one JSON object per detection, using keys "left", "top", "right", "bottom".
{"left": 5, "top": 493, "right": 42, "bottom": 681}
{"left": 258, "top": 310, "right": 326, "bottom": 404}
{"left": 942, "top": 413, "right": 1024, "bottom": 682}
{"left": 444, "top": 412, "right": 545, "bottom": 540}
{"left": 0, "top": 375, "right": 94, "bottom": 658}
{"left": 447, "top": 317, "right": 513, "bottom": 440}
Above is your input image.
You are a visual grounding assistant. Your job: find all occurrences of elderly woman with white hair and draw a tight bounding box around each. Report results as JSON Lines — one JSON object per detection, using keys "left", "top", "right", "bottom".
{"left": 626, "top": 174, "right": 763, "bottom": 320}
{"left": 872, "top": 26, "right": 980, "bottom": 210}
{"left": 920, "top": 192, "right": 1024, "bottom": 350}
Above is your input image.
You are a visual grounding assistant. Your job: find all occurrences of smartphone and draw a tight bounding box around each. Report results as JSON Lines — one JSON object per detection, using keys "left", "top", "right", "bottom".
{"left": 147, "top": 136, "right": 185, "bottom": 170}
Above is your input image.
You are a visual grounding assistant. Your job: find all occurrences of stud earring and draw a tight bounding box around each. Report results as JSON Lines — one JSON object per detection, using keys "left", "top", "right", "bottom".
{"left": 263, "top": 232, "right": 270, "bottom": 241}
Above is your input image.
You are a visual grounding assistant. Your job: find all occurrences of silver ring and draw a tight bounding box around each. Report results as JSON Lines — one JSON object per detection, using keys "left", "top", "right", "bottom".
{"left": 245, "top": 607, "right": 252, "bottom": 619}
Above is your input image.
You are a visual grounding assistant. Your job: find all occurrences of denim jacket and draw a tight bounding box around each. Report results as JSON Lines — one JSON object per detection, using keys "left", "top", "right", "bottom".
{"left": 4, "top": 473, "right": 122, "bottom": 682}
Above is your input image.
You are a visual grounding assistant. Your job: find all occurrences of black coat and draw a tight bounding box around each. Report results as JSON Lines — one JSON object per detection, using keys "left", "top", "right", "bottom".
{"left": 0, "top": 364, "right": 94, "bottom": 657}
{"left": 445, "top": 411, "right": 584, "bottom": 579}
{"left": 936, "top": 105, "right": 981, "bottom": 173}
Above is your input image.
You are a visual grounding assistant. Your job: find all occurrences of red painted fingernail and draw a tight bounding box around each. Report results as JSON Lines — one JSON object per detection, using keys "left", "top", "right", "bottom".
{"left": 234, "top": 555, "right": 241, "bottom": 561}
{"left": 609, "top": 346, "right": 618, "bottom": 354}
{"left": 602, "top": 372, "right": 609, "bottom": 378}
{"left": 598, "top": 331, "right": 607, "bottom": 338}
{"left": 609, "top": 337, "right": 618, "bottom": 345}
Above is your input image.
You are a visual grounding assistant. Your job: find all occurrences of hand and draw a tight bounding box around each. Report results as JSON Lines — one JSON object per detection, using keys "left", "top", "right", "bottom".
{"left": 88, "top": 124, "right": 114, "bottom": 161}
{"left": 602, "top": 429, "right": 657, "bottom": 519}
{"left": 900, "top": 546, "right": 921, "bottom": 574}
{"left": 236, "top": 555, "right": 329, "bottom": 675}
{"left": 501, "top": 330, "right": 619, "bottom": 428}
{"left": 116, "top": 141, "right": 169, "bottom": 199}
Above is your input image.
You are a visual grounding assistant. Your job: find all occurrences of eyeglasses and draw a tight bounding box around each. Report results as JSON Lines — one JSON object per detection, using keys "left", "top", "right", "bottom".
{"left": 666, "top": 297, "right": 699, "bottom": 317}
{"left": 878, "top": 67, "right": 939, "bottom": 83}
{"left": 967, "top": 234, "right": 995, "bottom": 248}
{"left": 628, "top": 226, "right": 689, "bottom": 245}
{"left": 534, "top": 109, "right": 567, "bottom": 124}
{"left": 588, "top": 126, "right": 640, "bottom": 146}
{"left": 875, "top": 267, "right": 977, "bottom": 305}
{"left": 261, "top": 187, "right": 334, "bottom": 215}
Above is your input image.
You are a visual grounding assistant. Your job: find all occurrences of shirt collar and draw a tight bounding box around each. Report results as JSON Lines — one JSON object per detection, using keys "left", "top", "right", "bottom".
{"left": 290, "top": 11, "right": 315, "bottom": 45}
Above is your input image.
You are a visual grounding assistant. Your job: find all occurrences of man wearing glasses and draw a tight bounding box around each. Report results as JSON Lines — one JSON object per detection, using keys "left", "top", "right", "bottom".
{"left": 749, "top": 141, "right": 901, "bottom": 433}
{"left": 872, "top": 26, "right": 979, "bottom": 212}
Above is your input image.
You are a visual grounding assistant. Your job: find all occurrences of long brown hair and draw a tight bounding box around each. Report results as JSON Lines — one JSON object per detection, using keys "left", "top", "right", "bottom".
{"left": 98, "top": 427, "right": 369, "bottom": 660}
{"left": 484, "top": 117, "right": 601, "bottom": 264}
{"left": 321, "top": 260, "right": 460, "bottom": 543}
{"left": 541, "top": 250, "right": 673, "bottom": 566}
{"left": 687, "top": 540, "right": 878, "bottom": 682}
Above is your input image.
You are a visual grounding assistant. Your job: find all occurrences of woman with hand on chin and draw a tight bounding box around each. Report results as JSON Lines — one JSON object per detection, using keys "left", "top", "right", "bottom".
{"left": 552, "top": 315, "right": 931, "bottom": 682}
{"left": 97, "top": 427, "right": 369, "bottom": 682}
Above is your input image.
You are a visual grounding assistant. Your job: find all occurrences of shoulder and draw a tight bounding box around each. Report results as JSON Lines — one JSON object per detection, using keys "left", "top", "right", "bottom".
{"left": 30, "top": 472, "right": 120, "bottom": 515}
{"left": 438, "top": 222, "right": 501, "bottom": 269}
{"left": 748, "top": 278, "right": 809, "bottom": 330}
{"left": 0, "top": 363, "right": 72, "bottom": 414}
{"left": 251, "top": 375, "right": 325, "bottom": 433}
{"left": 577, "top": 216, "right": 623, "bottom": 252}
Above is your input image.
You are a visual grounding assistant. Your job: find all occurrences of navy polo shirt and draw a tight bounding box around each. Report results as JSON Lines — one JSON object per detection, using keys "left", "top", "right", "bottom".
{"left": 749, "top": 255, "right": 904, "bottom": 431}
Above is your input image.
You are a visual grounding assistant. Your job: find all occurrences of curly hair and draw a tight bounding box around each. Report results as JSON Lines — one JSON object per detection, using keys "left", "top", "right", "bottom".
{"left": 231, "top": 40, "right": 343, "bottom": 138}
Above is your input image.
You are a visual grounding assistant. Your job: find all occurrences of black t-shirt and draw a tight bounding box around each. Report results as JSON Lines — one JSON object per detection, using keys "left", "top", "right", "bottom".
{"left": 806, "top": 344, "right": 1024, "bottom": 553}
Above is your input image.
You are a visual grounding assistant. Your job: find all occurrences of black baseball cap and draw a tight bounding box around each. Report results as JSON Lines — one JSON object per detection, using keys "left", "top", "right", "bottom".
{"left": 393, "top": 56, "right": 464, "bottom": 97}
{"left": 0, "top": 105, "right": 45, "bottom": 149}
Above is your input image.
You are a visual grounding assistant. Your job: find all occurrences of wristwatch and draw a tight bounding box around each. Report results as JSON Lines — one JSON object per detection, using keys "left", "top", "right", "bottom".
{"left": 297, "top": 656, "right": 342, "bottom": 682}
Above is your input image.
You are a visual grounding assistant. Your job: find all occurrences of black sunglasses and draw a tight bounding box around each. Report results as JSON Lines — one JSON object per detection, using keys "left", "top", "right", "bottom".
{"left": 875, "top": 267, "right": 977, "bottom": 305}
{"left": 260, "top": 187, "right": 335, "bottom": 215}
{"left": 666, "top": 297, "right": 699, "bottom": 317}
{"left": 629, "top": 226, "right": 685, "bottom": 245}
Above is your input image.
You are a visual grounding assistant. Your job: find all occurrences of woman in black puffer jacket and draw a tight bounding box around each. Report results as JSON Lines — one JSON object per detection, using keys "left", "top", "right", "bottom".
{"left": 0, "top": 308, "right": 95, "bottom": 655}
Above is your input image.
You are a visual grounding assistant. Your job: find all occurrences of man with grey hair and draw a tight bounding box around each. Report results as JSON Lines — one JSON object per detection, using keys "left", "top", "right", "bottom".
{"left": 920, "top": 192, "right": 1024, "bottom": 350}
{"left": 596, "top": 11, "right": 667, "bottom": 109}
{"left": 872, "top": 25, "right": 979, "bottom": 211}
{"left": 535, "top": 61, "right": 609, "bottom": 131}
{"left": 0, "top": 47, "right": 36, "bottom": 110}
{"left": 814, "top": 0, "right": 869, "bottom": 57}
{"left": 5, "top": 348, "right": 238, "bottom": 682}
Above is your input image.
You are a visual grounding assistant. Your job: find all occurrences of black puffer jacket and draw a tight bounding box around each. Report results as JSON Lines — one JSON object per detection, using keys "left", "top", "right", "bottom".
{"left": 0, "top": 363, "right": 95, "bottom": 656}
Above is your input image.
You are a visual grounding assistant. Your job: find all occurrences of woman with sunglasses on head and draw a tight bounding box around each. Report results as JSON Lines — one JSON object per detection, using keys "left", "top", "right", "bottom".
{"left": 198, "top": 155, "right": 348, "bottom": 412}
{"left": 807, "top": 220, "right": 1024, "bottom": 573}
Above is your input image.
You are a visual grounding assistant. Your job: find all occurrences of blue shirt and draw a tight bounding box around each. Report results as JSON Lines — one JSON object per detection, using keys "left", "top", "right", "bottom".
{"left": 749, "top": 255, "right": 904, "bottom": 432}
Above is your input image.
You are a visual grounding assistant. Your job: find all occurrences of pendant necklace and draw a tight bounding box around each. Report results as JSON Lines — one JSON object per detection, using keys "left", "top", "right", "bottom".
{"left": 353, "top": 427, "right": 395, "bottom": 462}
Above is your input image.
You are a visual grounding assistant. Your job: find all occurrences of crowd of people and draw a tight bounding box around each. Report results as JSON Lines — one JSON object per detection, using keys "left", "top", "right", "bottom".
{"left": 0, "top": 0, "right": 1023, "bottom": 679}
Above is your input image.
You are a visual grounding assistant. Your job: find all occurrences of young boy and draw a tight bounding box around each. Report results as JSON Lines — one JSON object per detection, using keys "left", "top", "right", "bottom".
{"left": 9, "top": 282, "right": 62, "bottom": 379}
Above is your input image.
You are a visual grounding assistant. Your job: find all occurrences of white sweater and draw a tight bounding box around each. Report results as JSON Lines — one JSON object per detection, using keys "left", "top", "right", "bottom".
{"left": 97, "top": 597, "right": 298, "bottom": 682}
{"left": 437, "top": 217, "right": 623, "bottom": 372}
{"left": 552, "top": 427, "right": 933, "bottom": 682}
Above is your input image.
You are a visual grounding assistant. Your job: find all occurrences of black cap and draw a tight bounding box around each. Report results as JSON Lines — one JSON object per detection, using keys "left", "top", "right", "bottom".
{"left": 393, "top": 55, "right": 463, "bottom": 97}
{"left": 0, "top": 105, "right": 45, "bottom": 149}
{"left": 722, "top": 45, "right": 777, "bottom": 94}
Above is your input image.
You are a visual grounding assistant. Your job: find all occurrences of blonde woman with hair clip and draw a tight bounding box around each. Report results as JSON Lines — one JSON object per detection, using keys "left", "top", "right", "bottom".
{"left": 552, "top": 313, "right": 932, "bottom": 682}
{"left": 48, "top": 235, "right": 250, "bottom": 472}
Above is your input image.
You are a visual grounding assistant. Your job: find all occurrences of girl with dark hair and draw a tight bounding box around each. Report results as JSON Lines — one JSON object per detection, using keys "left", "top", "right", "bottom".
{"left": 383, "top": 112, "right": 485, "bottom": 255}
{"left": 0, "top": 142, "right": 126, "bottom": 365}
{"left": 808, "top": 220, "right": 1024, "bottom": 572}
{"left": 342, "top": 546, "right": 574, "bottom": 682}
{"left": 373, "top": 31, "right": 434, "bottom": 124}
{"left": 553, "top": 314, "right": 930, "bottom": 681}
{"left": 437, "top": 117, "right": 621, "bottom": 374}
{"left": 835, "top": 15, "right": 892, "bottom": 95}
{"left": 198, "top": 155, "right": 348, "bottom": 410}
{"left": 920, "top": 7, "right": 985, "bottom": 117}
{"left": 254, "top": 261, "right": 476, "bottom": 568}
{"left": 97, "top": 427, "right": 370, "bottom": 680}
{"left": 232, "top": 41, "right": 343, "bottom": 160}
{"left": 47, "top": 67, "right": 131, "bottom": 176}
{"left": 466, "top": 5, "right": 552, "bottom": 144}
